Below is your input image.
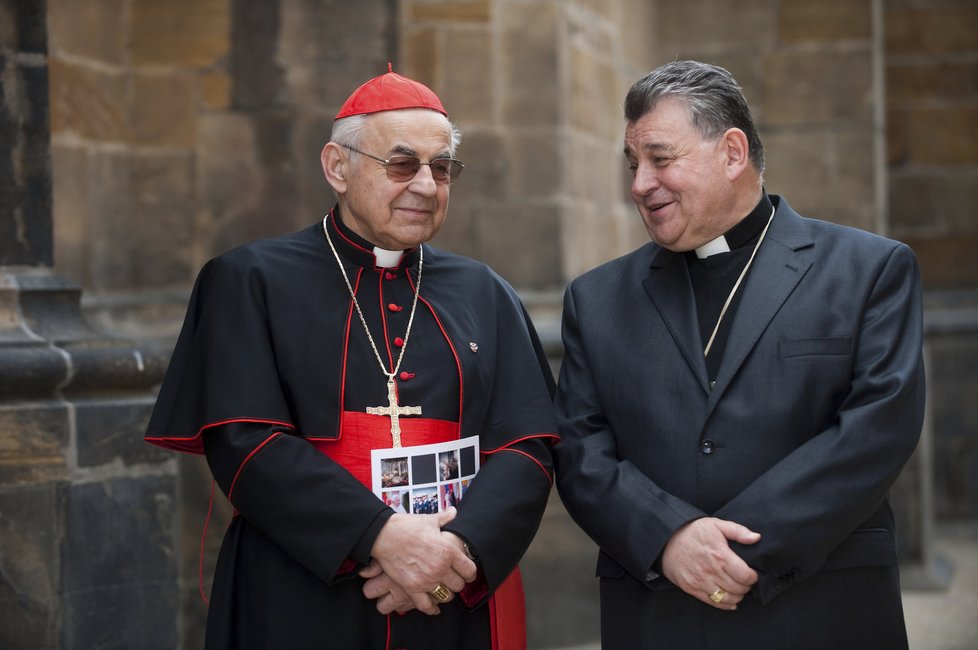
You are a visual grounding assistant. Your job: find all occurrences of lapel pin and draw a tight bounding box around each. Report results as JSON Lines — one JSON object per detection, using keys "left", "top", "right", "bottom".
{"left": 469, "top": 342, "right": 479, "bottom": 353}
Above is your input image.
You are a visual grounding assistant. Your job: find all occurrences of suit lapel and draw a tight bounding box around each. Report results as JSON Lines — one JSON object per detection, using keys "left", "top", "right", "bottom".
{"left": 707, "top": 202, "right": 814, "bottom": 412}
{"left": 643, "top": 248, "right": 711, "bottom": 393}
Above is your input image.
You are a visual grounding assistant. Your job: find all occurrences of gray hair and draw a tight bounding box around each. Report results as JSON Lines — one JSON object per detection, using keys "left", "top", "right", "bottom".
{"left": 329, "top": 112, "right": 462, "bottom": 156}
{"left": 624, "top": 60, "right": 765, "bottom": 173}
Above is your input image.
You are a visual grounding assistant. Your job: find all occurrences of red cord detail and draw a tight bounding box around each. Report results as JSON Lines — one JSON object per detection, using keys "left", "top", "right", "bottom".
{"left": 198, "top": 479, "right": 216, "bottom": 605}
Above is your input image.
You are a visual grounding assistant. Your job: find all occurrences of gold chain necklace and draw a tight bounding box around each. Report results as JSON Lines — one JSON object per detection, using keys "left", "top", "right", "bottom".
{"left": 322, "top": 215, "right": 423, "bottom": 447}
{"left": 703, "top": 206, "right": 776, "bottom": 358}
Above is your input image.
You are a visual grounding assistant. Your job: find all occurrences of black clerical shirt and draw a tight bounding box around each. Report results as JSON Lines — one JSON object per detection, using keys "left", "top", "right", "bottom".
{"left": 687, "top": 193, "right": 774, "bottom": 383}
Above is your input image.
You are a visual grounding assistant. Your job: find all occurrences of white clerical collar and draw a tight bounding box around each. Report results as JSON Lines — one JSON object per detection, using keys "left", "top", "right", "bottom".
{"left": 372, "top": 246, "right": 404, "bottom": 268}
{"left": 695, "top": 235, "right": 731, "bottom": 259}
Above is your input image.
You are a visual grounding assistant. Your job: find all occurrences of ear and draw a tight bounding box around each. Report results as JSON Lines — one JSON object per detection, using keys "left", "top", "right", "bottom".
{"left": 321, "top": 142, "right": 348, "bottom": 194}
{"left": 721, "top": 128, "right": 751, "bottom": 182}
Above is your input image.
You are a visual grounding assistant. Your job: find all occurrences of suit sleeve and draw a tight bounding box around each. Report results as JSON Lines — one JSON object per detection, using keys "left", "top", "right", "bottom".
{"left": 554, "top": 282, "right": 707, "bottom": 584}
{"left": 716, "top": 243, "right": 925, "bottom": 603}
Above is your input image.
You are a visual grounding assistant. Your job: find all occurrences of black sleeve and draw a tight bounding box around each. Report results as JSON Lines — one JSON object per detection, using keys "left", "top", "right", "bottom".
{"left": 440, "top": 283, "right": 558, "bottom": 607}
{"left": 442, "top": 435, "right": 554, "bottom": 606}
{"left": 204, "top": 421, "right": 393, "bottom": 583}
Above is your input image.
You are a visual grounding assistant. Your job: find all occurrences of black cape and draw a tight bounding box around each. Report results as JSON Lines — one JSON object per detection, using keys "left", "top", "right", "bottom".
{"left": 146, "top": 213, "right": 558, "bottom": 649}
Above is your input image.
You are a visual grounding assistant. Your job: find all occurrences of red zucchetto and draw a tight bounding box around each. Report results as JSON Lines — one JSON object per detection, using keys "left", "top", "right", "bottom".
{"left": 335, "top": 63, "right": 447, "bottom": 119}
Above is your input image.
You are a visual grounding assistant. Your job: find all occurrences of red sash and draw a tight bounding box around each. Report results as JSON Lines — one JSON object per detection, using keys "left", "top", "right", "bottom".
{"left": 489, "top": 570, "right": 526, "bottom": 650}
{"left": 310, "top": 411, "right": 459, "bottom": 487}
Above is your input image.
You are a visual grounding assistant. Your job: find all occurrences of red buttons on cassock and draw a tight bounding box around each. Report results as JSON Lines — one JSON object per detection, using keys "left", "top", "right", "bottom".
{"left": 399, "top": 371, "right": 415, "bottom": 381}
{"left": 385, "top": 271, "right": 397, "bottom": 280}
{"left": 394, "top": 337, "right": 404, "bottom": 347}
{"left": 388, "top": 303, "right": 403, "bottom": 312}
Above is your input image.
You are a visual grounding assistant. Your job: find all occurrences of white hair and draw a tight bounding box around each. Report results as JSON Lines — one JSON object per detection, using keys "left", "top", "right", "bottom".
{"left": 329, "top": 112, "right": 462, "bottom": 156}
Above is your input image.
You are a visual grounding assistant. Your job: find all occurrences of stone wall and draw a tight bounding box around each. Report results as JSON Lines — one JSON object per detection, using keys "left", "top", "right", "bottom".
{"left": 887, "top": 0, "right": 978, "bottom": 289}
{"left": 48, "top": 0, "right": 398, "bottom": 339}
{"left": 885, "top": 0, "right": 978, "bottom": 520}
{"left": 645, "top": 0, "right": 884, "bottom": 233}
{"left": 2, "top": 4, "right": 172, "bottom": 649}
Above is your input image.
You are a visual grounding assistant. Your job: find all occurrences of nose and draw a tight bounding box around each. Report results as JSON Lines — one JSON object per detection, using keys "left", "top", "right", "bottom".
{"left": 409, "top": 164, "right": 439, "bottom": 195}
{"left": 631, "top": 162, "right": 660, "bottom": 197}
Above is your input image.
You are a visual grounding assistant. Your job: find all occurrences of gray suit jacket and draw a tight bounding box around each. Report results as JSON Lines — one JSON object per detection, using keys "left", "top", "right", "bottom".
{"left": 554, "top": 195, "right": 924, "bottom": 648}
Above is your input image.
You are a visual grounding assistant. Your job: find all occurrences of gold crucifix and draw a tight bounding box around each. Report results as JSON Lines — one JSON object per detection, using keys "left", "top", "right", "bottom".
{"left": 366, "top": 378, "right": 422, "bottom": 448}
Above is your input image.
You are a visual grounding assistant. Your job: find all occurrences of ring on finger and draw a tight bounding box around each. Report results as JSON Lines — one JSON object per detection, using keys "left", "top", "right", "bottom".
{"left": 430, "top": 583, "right": 452, "bottom": 604}
{"left": 709, "top": 588, "right": 726, "bottom": 604}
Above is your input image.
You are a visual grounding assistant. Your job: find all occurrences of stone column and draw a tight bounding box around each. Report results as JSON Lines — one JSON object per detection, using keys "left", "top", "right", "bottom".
{"left": 0, "top": 2, "right": 171, "bottom": 648}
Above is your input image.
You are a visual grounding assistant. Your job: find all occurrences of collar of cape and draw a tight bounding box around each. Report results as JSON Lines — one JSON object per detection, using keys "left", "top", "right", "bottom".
{"left": 326, "top": 206, "right": 422, "bottom": 271}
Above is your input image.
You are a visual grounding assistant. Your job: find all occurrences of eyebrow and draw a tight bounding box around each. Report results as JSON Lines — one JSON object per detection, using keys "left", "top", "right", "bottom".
{"left": 642, "top": 142, "right": 674, "bottom": 153}
{"left": 389, "top": 144, "right": 452, "bottom": 160}
{"left": 624, "top": 141, "right": 675, "bottom": 157}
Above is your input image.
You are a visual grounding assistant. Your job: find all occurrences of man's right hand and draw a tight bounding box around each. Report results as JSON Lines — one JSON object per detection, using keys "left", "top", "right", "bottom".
{"left": 661, "top": 517, "right": 761, "bottom": 611}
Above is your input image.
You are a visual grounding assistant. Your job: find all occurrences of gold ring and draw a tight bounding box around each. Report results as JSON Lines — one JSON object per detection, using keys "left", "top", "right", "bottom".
{"left": 709, "top": 588, "right": 726, "bottom": 604}
{"left": 430, "top": 583, "right": 452, "bottom": 604}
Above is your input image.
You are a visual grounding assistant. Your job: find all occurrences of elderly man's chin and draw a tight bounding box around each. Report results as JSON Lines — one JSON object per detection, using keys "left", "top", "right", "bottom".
{"left": 643, "top": 221, "right": 692, "bottom": 252}
{"left": 390, "top": 221, "right": 443, "bottom": 249}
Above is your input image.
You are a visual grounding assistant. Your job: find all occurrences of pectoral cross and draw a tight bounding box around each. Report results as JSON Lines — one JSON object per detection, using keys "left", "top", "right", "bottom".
{"left": 366, "top": 378, "right": 422, "bottom": 448}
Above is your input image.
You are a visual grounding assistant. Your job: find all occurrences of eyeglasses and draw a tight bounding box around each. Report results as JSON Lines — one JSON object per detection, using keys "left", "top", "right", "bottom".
{"left": 340, "top": 144, "right": 464, "bottom": 185}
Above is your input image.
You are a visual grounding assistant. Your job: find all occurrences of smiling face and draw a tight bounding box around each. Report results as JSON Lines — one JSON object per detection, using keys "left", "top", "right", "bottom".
{"left": 324, "top": 109, "right": 454, "bottom": 250}
{"left": 624, "top": 97, "right": 742, "bottom": 252}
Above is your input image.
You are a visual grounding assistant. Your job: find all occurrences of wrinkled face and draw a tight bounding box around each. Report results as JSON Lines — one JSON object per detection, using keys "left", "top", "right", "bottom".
{"left": 339, "top": 109, "right": 453, "bottom": 250}
{"left": 624, "top": 98, "right": 733, "bottom": 252}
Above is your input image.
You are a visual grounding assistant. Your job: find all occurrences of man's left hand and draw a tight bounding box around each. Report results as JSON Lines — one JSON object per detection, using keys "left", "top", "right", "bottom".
{"left": 360, "top": 559, "right": 417, "bottom": 614}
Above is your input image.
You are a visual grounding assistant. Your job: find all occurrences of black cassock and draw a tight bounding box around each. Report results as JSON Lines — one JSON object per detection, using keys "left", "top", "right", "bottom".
{"left": 146, "top": 210, "right": 558, "bottom": 649}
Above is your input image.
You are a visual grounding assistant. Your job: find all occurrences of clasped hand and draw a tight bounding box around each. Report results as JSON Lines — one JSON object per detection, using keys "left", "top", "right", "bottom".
{"left": 661, "top": 517, "right": 761, "bottom": 611}
{"left": 360, "top": 507, "right": 477, "bottom": 615}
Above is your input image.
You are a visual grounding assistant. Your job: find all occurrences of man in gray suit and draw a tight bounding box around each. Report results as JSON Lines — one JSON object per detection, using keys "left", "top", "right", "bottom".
{"left": 554, "top": 60, "right": 924, "bottom": 648}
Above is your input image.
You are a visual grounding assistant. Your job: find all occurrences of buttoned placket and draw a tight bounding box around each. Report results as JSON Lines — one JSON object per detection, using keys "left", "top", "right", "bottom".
{"left": 379, "top": 266, "right": 416, "bottom": 387}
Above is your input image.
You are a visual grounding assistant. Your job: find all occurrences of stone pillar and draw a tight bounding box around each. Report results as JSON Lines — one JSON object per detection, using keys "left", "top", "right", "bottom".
{"left": 0, "top": 2, "right": 171, "bottom": 648}
{"left": 885, "top": 0, "right": 978, "bottom": 546}
{"left": 399, "top": 0, "right": 652, "bottom": 289}
{"left": 1, "top": 0, "right": 52, "bottom": 267}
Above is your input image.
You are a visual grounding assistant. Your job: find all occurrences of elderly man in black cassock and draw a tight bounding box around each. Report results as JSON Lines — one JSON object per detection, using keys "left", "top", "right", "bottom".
{"left": 146, "top": 66, "right": 558, "bottom": 650}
